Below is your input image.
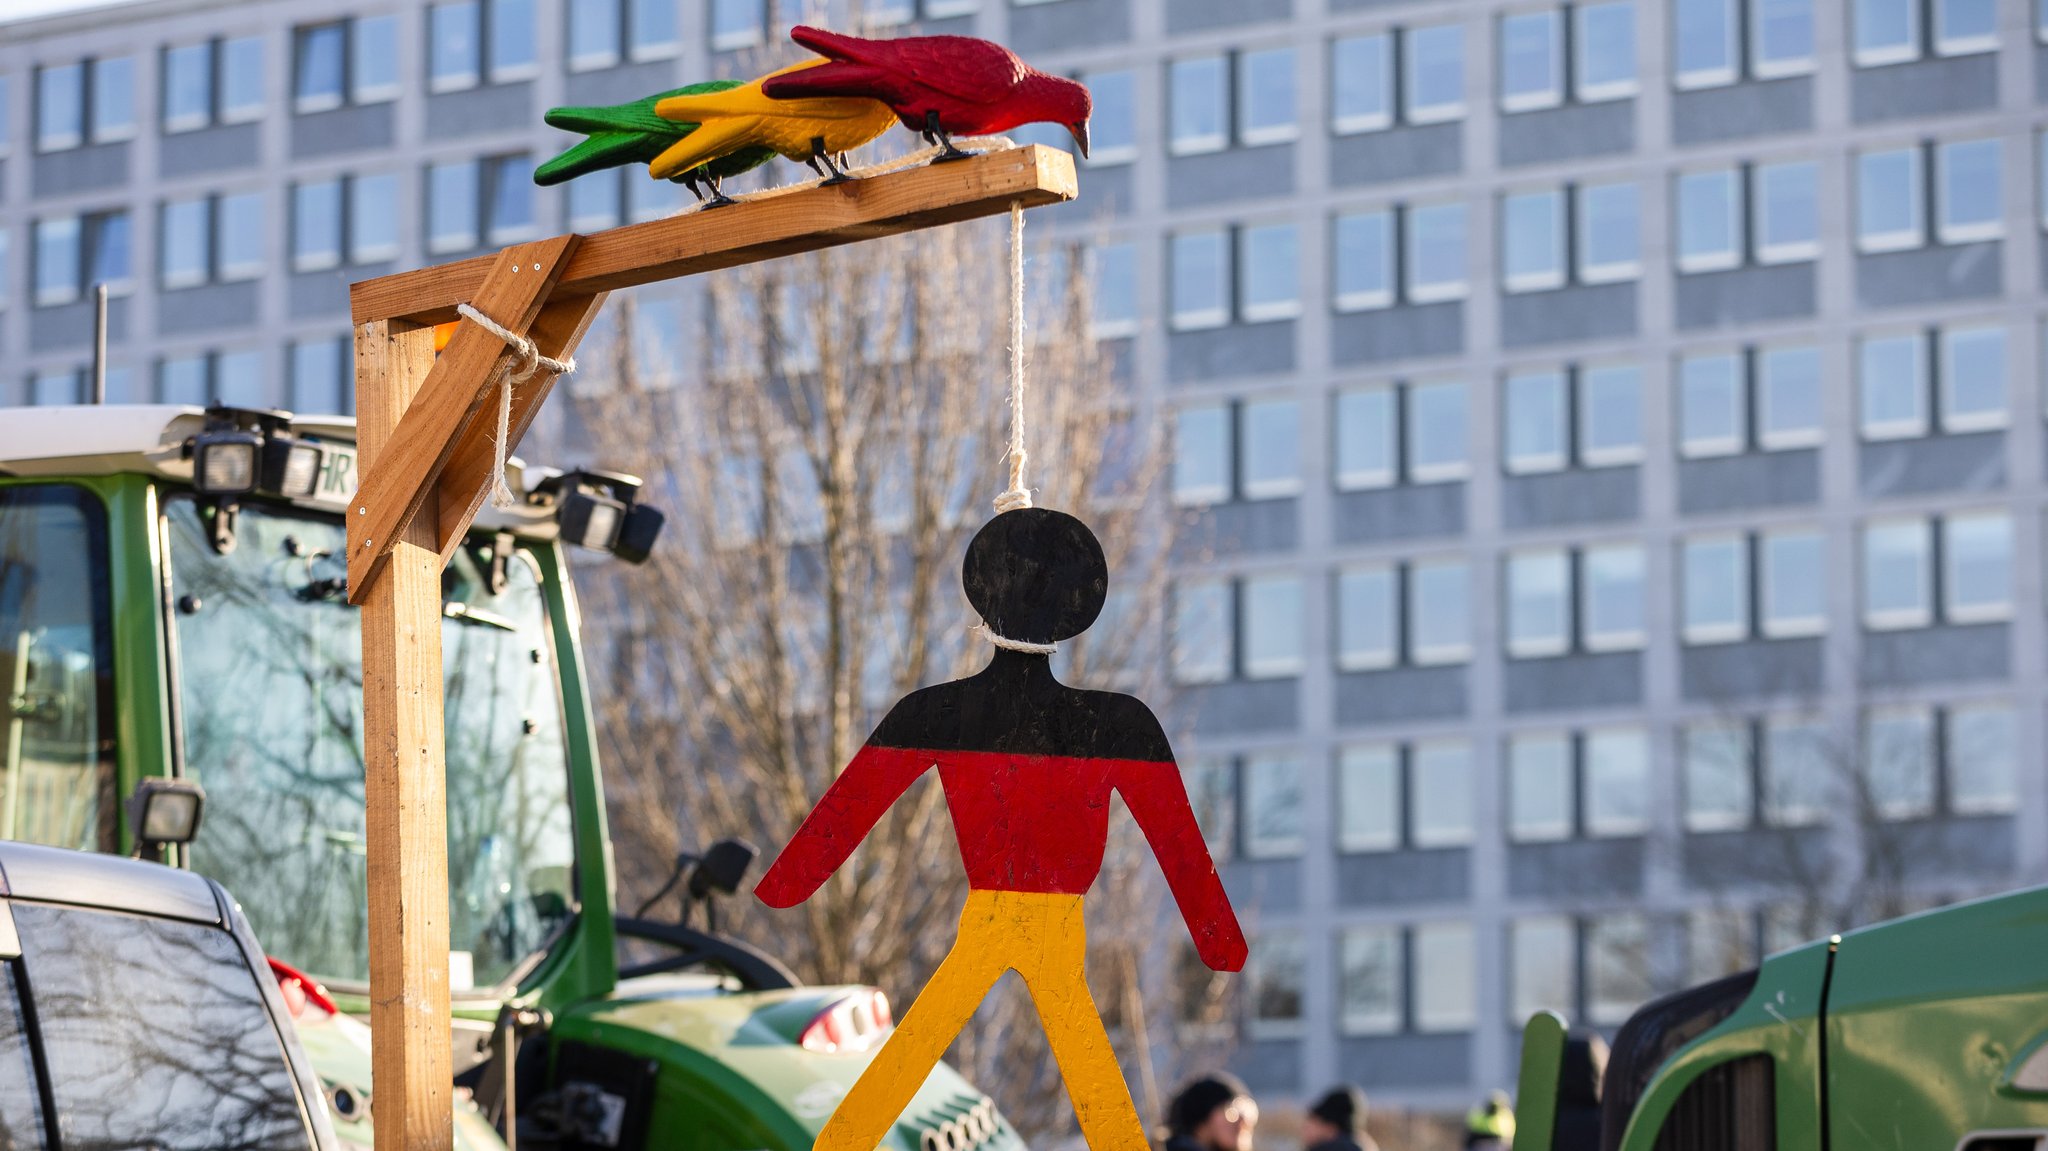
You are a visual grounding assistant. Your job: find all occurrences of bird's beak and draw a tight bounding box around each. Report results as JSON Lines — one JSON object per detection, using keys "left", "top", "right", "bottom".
{"left": 1067, "top": 121, "right": 1090, "bottom": 160}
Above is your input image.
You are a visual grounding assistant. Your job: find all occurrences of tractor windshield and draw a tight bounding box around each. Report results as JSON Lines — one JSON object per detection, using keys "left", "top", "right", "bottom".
{"left": 165, "top": 498, "right": 576, "bottom": 993}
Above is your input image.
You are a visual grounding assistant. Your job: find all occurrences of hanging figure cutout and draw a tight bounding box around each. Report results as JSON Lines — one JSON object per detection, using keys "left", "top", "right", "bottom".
{"left": 756, "top": 507, "right": 1248, "bottom": 1151}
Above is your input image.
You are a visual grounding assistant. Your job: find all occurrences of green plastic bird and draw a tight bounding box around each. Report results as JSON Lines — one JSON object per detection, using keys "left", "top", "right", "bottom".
{"left": 536, "top": 80, "right": 778, "bottom": 206}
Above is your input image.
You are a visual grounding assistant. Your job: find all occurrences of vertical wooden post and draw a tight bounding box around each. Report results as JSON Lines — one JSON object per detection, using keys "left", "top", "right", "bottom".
{"left": 355, "top": 317, "right": 454, "bottom": 1151}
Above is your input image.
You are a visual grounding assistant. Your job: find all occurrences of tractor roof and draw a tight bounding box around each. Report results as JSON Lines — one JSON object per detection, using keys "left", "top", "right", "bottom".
{"left": 0, "top": 404, "right": 560, "bottom": 536}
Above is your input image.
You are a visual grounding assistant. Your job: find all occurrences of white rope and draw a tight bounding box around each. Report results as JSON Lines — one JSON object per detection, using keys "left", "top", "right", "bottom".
{"left": 993, "top": 201, "right": 1032, "bottom": 515}
{"left": 972, "top": 622, "right": 1057, "bottom": 655}
{"left": 456, "top": 302, "right": 577, "bottom": 508}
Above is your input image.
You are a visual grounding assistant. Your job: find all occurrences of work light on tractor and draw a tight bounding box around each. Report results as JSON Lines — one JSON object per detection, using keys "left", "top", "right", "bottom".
{"left": 527, "top": 468, "right": 666, "bottom": 564}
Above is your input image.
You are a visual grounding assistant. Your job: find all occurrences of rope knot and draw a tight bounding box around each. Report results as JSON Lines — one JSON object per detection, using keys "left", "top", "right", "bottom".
{"left": 973, "top": 621, "right": 1056, "bottom": 655}
{"left": 455, "top": 302, "right": 578, "bottom": 508}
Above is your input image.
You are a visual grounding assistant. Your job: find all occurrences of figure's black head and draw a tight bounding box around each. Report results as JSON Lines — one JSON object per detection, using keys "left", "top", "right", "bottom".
{"left": 963, "top": 507, "right": 1108, "bottom": 646}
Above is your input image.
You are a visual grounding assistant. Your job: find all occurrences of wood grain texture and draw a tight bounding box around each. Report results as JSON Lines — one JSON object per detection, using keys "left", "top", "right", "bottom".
{"left": 346, "top": 236, "right": 580, "bottom": 604}
{"left": 355, "top": 318, "right": 455, "bottom": 1151}
{"left": 350, "top": 144, "right": 1077, "bottom": 326}
{"left": 431, "top": 291, "right": 609, "bottom": 569}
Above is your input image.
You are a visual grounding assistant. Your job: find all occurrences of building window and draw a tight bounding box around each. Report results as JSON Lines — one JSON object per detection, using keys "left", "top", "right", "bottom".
{"left": 1406, "top": 201, "right": 1470, "bottom": 302}
{"left": 1412, "top": 739, "right": 1473, "bottom": 847}
{"left": 1502, "top": 189, "right": 1566, "bottom": 291}
{"left": 35, "top": 57, "right": 133, "bottom": 152}
{"left": 1334, "top": 209, "right": 1394, "bottom": 310}
{"left": 709, "top": 0, "right": 765, "bottom": 50}
{"left": 1761, "top": 528, "right": 1827, "bottom": 637}
{"left": 1414, "top": 922, "right": 1476, "bottom": 1031}
{"left": 1247, "top": 932, "right": 1304, "bottom": 1037}
{"left": 1084, "top": 70, "right": 1137, "bottom": 165}
{"left": 1860, "top": 511, "right": 2010, "bottom": 630}
{"left": 1333, "top": 386, "right": 1395, "bottom": 487}
{"left": 0, "top": 77, "right": 12, "bottom": 157}
{"left": 1171, "top": 576, "right": 1302, "bottom": 683}
{"left": 1683, "top": 527, "right": 1825, "bottom": 643}
{"left": 294, "top": 17, "right": 400, "bottom": 112}
{"left": 1410, "top": 558, "right": 1472, "bottom": 664}
{"left": 1575, "top": 1, "right": 1639, "bottom": 100}
{"left": 429, "top": 0, "right": 538, "bottom": 91}
{"left": 1856, "top": 0, "right": 1996, "bottom": 63}
{"left": 159, "top": 193, "right": 263, "bottom": 289}
{"left": 1857, "top": 146, "right": 1925, "bottom": 252}
{"left": 164, "top": 38, "right": 266, "bottom": 132}
{"left": 1337, "top": 564, "right": 1397, "bottom": 671}
{"left": 1677, "top": 168, "right": 1743, "bottom": 272}
{"left": 427, "top": 155, "right": 531, "bottom": 253}
{"left": 1169, "top": 228, "right": 1229, "bottom": 329}
{"left": 32, "top": 210, "right": 129, "bottom": 307}
{"left": 1946, "top": 702, "right": 2018, "bottom": 814}
{"left": 1331, "top": 33, "right": 1393, "bottom": 133}
{"left": 296, "top": 174, "right": 402, "bottom": 270}
{"left": 1335, "top": 557, "right": 1472, "bottom": 670}
{"left": 33, "top": 216, "right": 82, "bottom": 307}
{"left": 1585, "top": 914, "right": 1652, "bottom": 1025}
{"left": 1241, "top": 752, "right": 1304, "bottom": 858}
{"left": 1338, "top": 926, "right": 1403, "bottom": 1035}
{"left": 1500, "top": 8, "right": 1565, "bottom": 111}
{"left": 1509, "top": 727, "right": 1648, "bottom": 840}
{"left": 350, "top": 173, "right": 402, "bottom": 264}
{"left": 1406, "top": 23, "right": 1467, "bottom": 122}
{"left": 1171, "top": 578, "right": 1233, "bottom": 684}
{"left": 1337, "top": 201, "right": 1475, "bottom": 308}
{"left": 1169, "top": 55, "right": 1228, "bottom": 155}
{"left": 1678, "top": 0, "right": 1814, "bottom": 85}
{"left": 290, "top": 336, "right": 349, "bottom": 413}
{"left": 1502, "top": 180, "right": 1647, "bottom": 290}
{"left": 156, "top": 349, "right": 262, "bottom": 406}
{"left": 567, "top": 0, "right": 681, "bottom": 69}
{"left": 1683, "top": 721, "right": 1753, "bottom": 831}
{"left": 1935, "top": 138, "right": 2003, "bottom": 244}
{"left": 1762, "top": 716, "right": 1830, "bottom": 825}
{"left": 1174, "top": 399, "right": 1301, "bottom": 506}
{"left": 1089, "top": 242, "right": 1138, "bottom": 338}
{"left": 1241, "top": 574, "right": 1305, "bottom": 678}
{"left": 567, "top": 168, "right": 623, "bottom": 231}
{"left": 1237, "top": 48, "right": 1297, "bottom": 146}
{"left": 1337, "top": 742, "right": 1400, "bottom": 851}
{"left": 1238, "top": 224, "right": 1300, "bottom": 322}
{"left": 1863, "top": 706, "right": 1935, "bottom": 817}
{"left": 1507, "top": 546, "right": 1644, "bottom": 657}
{"left": 1511, "top": 916, "right": 1576, "bottom": 1022}
{"left": 1679, "top": 346, "right": 1823, "bottom": 456}
{"left": 427, "top": 160, "right": 478, "bottom": 252}
{"left": 1335, "top": 374, "right": 1482, "bottom": 481}
{"left": 1859, "top": 323, "right": 2007, "bottom": 439}
{"left": 1753, "top": 161, "right": 1820, "bottom": 263}
{"left": 1502, "top": 363, "right": 1642, "bottom": 473}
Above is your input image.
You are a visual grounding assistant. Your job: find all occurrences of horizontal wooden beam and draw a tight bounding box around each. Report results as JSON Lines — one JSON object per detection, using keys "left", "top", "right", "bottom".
{"left": 350, "top": 144, "right": 1077, "bottom": 327}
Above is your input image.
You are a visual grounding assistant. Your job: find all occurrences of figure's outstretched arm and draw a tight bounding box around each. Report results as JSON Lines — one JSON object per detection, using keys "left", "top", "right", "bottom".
{"left": 755, "top": 742, "right": 935, "bottom": 908}
{"left": 1115, "top": 754, "right": 1248, "bottom": 972}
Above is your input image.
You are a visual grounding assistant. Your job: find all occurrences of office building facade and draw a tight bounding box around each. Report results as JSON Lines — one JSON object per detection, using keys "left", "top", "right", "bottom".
{"left": 4, "top": 0, "right": 2046, "bottom": 1110}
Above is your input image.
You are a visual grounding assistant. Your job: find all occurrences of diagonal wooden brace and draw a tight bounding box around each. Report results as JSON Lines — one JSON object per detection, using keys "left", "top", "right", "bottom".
{"left": 347, "top": 235, "right": 580, "bottom": 603}
{"left": 430, "top": 290, "right": 610, "bottom": 571}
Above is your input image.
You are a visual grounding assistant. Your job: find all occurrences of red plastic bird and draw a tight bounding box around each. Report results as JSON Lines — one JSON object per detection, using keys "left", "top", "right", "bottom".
{"left": 764, "top": 26, "right": 1092, "bottom": 161}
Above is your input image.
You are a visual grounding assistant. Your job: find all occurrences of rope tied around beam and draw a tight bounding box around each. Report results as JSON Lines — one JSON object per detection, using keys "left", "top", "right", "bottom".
{"left": 456, "top": 301, "right": 577, "bottom": 508}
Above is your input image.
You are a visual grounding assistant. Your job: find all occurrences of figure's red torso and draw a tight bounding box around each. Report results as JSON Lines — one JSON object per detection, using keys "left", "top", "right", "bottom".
{"left": 932, "top": 750, "right": 1121, "bottom": 893}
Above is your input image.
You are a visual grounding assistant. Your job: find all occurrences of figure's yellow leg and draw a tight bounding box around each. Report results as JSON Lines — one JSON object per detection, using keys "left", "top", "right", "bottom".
{"left": 1015, "top": 901, "right": 1150, "bottom": 1151}
{"left": 816, "top": 929, "right": 1004, "bottom": 1151}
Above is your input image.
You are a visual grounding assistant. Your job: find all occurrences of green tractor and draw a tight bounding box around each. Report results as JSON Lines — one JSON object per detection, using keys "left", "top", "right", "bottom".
{"left": 0, "top": 402, "right": 1018, "bottom": 1151}
{"left": 1513, "top": 886, "right": 2048, "bottom": 1151}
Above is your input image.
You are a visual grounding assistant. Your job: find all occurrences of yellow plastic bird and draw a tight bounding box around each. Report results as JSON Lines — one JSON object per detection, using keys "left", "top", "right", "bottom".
{"left": 650, "top": 60, "right": 896, "bottom": 185}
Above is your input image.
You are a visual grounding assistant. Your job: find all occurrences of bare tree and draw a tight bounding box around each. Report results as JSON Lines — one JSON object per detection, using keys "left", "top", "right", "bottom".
{"left": 551, "top": 222, "right": 1187, "bottom": 1141}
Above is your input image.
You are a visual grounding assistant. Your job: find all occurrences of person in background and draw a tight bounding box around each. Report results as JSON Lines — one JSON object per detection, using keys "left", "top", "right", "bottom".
{"left": 1162, "top": 1073, "right": 1260, "bottom": 1151}
{"left": 1464, "top": 1090, "right": 1516, "bottom": 1150}
{"left": 1301, "top": 1085, "right": 1377, "bottom": 1151}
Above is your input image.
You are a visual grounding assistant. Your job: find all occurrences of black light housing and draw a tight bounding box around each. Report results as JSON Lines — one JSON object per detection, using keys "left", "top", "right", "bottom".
{"left": 531, "top": 469, "right": 666, "bottom": 565}
{"left": 128, "top": 777, "right": 206, "bottom": 856}
{"left": 189, "top": 405, "right": 324, "bottom": 500}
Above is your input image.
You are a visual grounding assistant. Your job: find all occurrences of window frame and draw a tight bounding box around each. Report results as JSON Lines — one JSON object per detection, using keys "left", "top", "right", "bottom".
{"left": 1674, "top": 0, "right": 1741, "bottom": 88}
{"left": 1759, "top": 527, "right": 1827, "bottom": 638}
{"left": 1861, "top": 515, "right": 1934, "bottom": 630}
{"left": 1168, "top": 54, "right": 1230, "bottom": 157}
{"left": 1506, "top": 546, "right": 1572, "bottom": 659}
{"left": 1235, "top": 46, "right": 1300, "bottom": 147}
{"left": 1857, "top": 145, "right": 1928, "bottom": 253}
{"left": 1499, "top": 6, "right": 1566, "bottom": 113}
{"left": 1336, "top": 563, "right": 1399, "bottom": 672}
{"left": 1753, "top": 159, "right": 1822, "bottom": 264}
{"left": 1580, "top": 543, "right": 1646, "bottom": 652}
{"left": 1676, "top": 166, "right": 1745, "bottom": 274}
{"left": 1678, "top": 350, "right": 1749, "bottom": 458}
{"left": 1502, "top": 186, "right": 1568, "bottom": 293}
{"left": 1408, "top": 556, "right": 1472, "bottom": 665}
{"left": 1938, "top": 323, "right": 2009, "bottom": 432}
{"left": 1853, "top": 0, "right": 1924, "bottom": 66}
{"left": 1935, "top": 137, "right": 2004, "bottom": 245}
{"left": 1573, "top": 1, "right": 1640, "bottom": 102}
{"left": 1331, "top": 32, "right": 1395, "bottom": 134}
{"left": 1577, "top": 180, "right": 1643, "bottom": 284}
{"left": 1941, "top": 510, "right": 2013, "bottom": 624}
{"left": 1682, "top": 531, "right": 1751, "bottom": 645}
{"left": 1858, "top": 327, "right": 1931, "bottom": 441}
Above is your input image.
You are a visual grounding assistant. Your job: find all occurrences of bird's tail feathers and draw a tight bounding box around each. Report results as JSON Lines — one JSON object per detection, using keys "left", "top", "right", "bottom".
{"left": 535, "top": 133, "right": 649, "bottom": 185}
{"left": 647, "top": 117, "right": 759, "bottom": 180}
{"left": 759, "top": 60, "right": 895, "bottom": 102}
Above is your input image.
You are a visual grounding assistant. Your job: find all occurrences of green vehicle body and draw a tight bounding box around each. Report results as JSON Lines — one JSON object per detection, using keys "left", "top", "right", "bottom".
{"left": 0, "top": 405, "right": 1015, "bottom": 1151}
{"left": 1515, "top": 886, "right": 2048, "bottom": 1151}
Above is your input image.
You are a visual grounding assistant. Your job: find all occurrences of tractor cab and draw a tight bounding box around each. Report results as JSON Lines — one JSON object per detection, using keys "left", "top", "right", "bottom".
{"left": 0, "top": 403, "right": 1018, "bottom": 1151}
